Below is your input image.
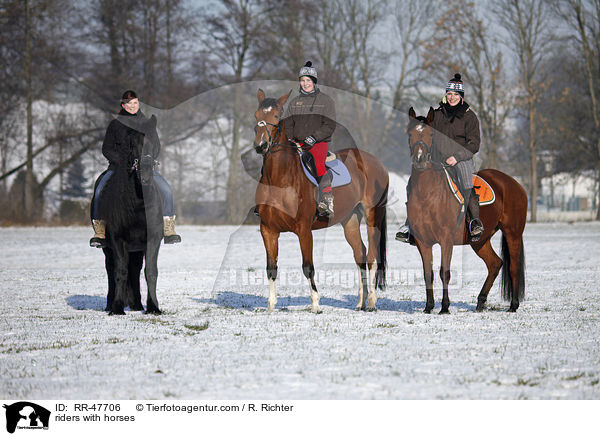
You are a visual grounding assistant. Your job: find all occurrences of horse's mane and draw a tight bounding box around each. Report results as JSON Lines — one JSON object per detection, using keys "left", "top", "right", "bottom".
{"left": 98, "top": 162, "right": 139, "bottom": 236}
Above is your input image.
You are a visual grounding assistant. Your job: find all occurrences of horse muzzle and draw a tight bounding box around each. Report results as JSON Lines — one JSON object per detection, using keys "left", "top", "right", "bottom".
{"left": 254, "top": 141, "right": 268, "bottom": 155}
{"left": 412, "top": 148, "right": 428, "bottom": 170}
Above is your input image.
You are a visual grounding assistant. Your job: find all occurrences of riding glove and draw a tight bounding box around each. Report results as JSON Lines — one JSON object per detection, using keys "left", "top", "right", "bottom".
{"left": 304, "top": 136, "right": 316, "bottom": 147}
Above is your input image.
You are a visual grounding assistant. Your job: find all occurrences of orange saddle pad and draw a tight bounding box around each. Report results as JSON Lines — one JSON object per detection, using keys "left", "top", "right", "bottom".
{"left": 443, "top": 169, "right": 495, "bottom": 205}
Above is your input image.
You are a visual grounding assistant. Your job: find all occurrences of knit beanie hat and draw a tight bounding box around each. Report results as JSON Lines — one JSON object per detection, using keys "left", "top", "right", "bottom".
{"left": 298, "top": 61, "right": 318, "bottom": 84}
{"left": 446, "top": 73, "right": 464, "bottom": 97}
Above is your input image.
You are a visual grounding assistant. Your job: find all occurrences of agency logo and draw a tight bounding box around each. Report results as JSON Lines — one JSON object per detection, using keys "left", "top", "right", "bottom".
{"left": 3, "top": 402, "right": 50, "bottom": 434}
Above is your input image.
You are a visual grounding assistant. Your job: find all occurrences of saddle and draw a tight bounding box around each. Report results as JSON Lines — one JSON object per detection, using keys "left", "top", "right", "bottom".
{"left": 442, "top": 167, "right": 495, "bottom": 205}
{"left": 299, "top": 150, "right": 351, "bottom": 188}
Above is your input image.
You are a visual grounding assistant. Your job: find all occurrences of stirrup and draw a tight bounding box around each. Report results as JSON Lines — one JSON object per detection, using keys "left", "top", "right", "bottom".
{"left": 395, "top": 225, "right": 410, "bottom": 242}
{"left": 469, "top": 219, "right": 484, "bottom": 241}
{"left": 89, "top": 237, "right": 106, "bottom": 248}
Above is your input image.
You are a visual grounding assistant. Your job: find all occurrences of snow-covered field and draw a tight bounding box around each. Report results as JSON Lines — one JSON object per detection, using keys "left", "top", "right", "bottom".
{"left": 1, "top": 222, "right": 599, "bottom": 400}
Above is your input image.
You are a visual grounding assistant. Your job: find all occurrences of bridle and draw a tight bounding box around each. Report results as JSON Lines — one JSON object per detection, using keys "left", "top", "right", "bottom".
{"left": 254, "top": 115, "right": 295, "bottom": 155}
{"left": 130, "top": 154, "right": 157, "bottom": 186}
{"left": 409, "top": 124, "right": 433, "bottom": 169}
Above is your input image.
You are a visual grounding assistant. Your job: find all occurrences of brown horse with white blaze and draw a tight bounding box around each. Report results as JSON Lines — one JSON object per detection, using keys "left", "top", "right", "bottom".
{"left": 407, "top": 107, "right": 527, "bottom": 313}
{"left": 253, "top": 89, "right": 388, "bottom": 313}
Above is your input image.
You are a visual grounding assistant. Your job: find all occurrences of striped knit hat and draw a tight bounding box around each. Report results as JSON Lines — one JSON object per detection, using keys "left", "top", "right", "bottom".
{"left": 446, "top": 73, "right": 464, "bottom": 97}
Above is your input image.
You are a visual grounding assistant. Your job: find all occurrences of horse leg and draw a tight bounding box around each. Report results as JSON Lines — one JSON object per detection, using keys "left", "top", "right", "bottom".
{"left": 439, "top": 240, "right": 453, "bottom": 314}
{"left": 364, "top": 206, "right": 382, "bottom": 311}
{"left": 103, "top": 248, "right": 115, "bottom": 311}
{"left": 504, "top": 231, "right": 524, "bottom": 312}
{"left": 144, "top": 242, "right": 161, "bottom": 314}
{"left": 260, "top": 224, "right": 279, "bottom": 312}
{"left": 341, "top": 211, "right": 368, "bottom": 310}
{"left": 297, "top": 228, "right": 322, "bottom": 314}
{"left": 128, "top": 251, "right": 144, "bottom": 311}
{"left": 110, "top": 241, "right": 128, "bottom": 316}
{"left": 472, "top": 239, "right": 502, "bottom": 312}
{"left": 416, "top": 240, "right": 435, "bottom": 313}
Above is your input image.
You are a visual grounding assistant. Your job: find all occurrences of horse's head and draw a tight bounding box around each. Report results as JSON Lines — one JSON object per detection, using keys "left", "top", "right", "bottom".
{"left": 129, "top": 114, "right": 157, "bottom": 186}
{"left": 408, "top": 106, "right": 434, "bottom": 170}
{"left": 253, "top": 89, "right": 291, "bottom": 154}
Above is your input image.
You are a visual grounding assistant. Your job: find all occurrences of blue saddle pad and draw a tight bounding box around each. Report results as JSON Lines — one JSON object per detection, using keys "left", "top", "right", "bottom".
{"left": 300, "top": 152, "right": 351, "bottom": 187}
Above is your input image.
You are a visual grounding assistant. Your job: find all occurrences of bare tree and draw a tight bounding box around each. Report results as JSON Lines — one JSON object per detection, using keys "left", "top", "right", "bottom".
{"left": 551, "top": 0, "right": 600, "bottom": 219}
{"left": 202, "top": 0, "right": 268, "bottom": 223}
{"left": 495, "top": 0, "right": 554, "bottom": 222}
{"left": 422, "top": 0, "right": 513, "bottom": 170}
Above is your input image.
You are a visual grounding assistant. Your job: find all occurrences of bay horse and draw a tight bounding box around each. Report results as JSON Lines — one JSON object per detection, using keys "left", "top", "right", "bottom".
{"left": 407, "top": 107, "right": 527, "bottom": 313}
{"left": 97, "top": 115, "right": 163, "bottom": 315}
{"left": 253, "top": 89, "right": 389, "bottom": 313}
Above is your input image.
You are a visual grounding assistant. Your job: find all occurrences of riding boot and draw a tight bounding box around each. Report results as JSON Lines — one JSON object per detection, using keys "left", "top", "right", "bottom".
{"left": 163, "top": 215, "right": 182, "bottom": 244}
{"left": 89, "top": 219, "right": 106, "bottom": 248}
{"left": 395, "top": 202, "right": 412, "bottom": 244}
{"left": 317, "top": 171, "right": 334, "bottom": 217}
{"left": 466, "top": 189, "right": 483, "bottom": 241}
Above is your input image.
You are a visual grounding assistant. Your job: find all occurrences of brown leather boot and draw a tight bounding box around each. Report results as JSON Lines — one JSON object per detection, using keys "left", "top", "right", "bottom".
{"left": 163, "top": 215, "right": 182, "bottom": 244}
{"left": 89, "top": 220, "right": 106, "bottom": 248}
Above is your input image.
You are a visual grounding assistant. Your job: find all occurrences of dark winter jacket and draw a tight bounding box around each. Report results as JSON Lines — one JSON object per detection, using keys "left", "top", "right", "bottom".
{"left": 431, "top": 101, "right": 480, "bottom": 163}
{"left": 284, "top": 88, "right": 336, "bottom": 144}
{"left": 102, "top": 109, "right": 160, "bottom": 171}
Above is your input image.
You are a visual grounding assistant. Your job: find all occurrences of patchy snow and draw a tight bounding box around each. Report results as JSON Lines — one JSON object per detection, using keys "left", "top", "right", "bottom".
{"left": 1, "top": 222, "right": 599, "bottom": 400}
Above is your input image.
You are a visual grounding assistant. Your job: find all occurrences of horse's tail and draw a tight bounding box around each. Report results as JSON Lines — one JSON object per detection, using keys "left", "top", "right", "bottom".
{"left": 500, "top": 233, "right": 525, "bottom": 302}
{"left": 375, "top": 186, "right": 388, "bottom": 290}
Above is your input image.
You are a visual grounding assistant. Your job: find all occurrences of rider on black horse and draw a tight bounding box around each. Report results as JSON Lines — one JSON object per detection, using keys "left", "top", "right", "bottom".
{"left": 90, "top": 90, "right": 181, "bottom": 247}
{"left": 396, "top": 73, "right": 484, "bottom": 243}
{"left": 284, "top": 61, "right": 337, "bottom": 217}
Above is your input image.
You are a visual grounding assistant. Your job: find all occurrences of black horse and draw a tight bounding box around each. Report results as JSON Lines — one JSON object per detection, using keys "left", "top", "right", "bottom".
{"left": 91, "top": 171, "right": 144, "bottom": 312}
{"left": 96, "top": 115, "right": 163, "bottom": 315}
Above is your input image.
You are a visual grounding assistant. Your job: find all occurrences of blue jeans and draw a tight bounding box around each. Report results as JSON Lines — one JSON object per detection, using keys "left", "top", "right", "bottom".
{"left": 92, "top": 170, "right": 174, "bottom": 219}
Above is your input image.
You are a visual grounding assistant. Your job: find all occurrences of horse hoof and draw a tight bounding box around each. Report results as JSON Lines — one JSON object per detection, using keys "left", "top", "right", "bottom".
{"left": 145, "top": 308, "right": 162, "bottom": 315}
{"left": 439, "top": 309, "right": 450, "bottom": 315}
{"left": 507, "top": 307, "right": 518, "bottom": 313}
{"left": 366, "top": 306, "right": 377, "bottom": 312}
{"left": 109, "top": 310, "right": 125, "bottom": 316}
{"left": 312, "top": 307, "right": 323, "bottom": 314}
{"left": 423, "top": 308, "right": 432, "bottom": 314}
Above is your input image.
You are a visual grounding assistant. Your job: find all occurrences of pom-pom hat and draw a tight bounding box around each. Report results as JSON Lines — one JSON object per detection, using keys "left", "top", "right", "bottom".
{"left": 446, "top": 73, "right": 464, "bottom": 97}
{"left": 298, "top": 61, "right": 318, "bottom": 83}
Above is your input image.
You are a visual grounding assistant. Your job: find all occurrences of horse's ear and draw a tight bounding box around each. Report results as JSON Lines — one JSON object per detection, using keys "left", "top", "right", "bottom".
{"left": 277, "top": 89, "right": 292, "bottom": 107}
{"left": 257, "top": 89, "right": 265, "bottom": 103}
{"left": 426, "top": 106, "right": 435, "bottom": 124}
{"left": 408, "top": 107, "right": 416, "bottom": 119}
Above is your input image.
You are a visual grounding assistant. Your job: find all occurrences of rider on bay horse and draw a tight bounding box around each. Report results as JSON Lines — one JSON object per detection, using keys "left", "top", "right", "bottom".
{"left": 396, "top": 73, "right": 484, "bottom": 242}
{"left": 284, "top": 61, "right": 336, "bottom": 216}
{"left": 90, "top": 90, "right": 181, "bottom": 248}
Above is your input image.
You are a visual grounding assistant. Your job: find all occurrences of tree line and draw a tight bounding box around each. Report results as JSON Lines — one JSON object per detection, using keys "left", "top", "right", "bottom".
{"left": 0, "top": 0, "right": 598, "bottom": 224}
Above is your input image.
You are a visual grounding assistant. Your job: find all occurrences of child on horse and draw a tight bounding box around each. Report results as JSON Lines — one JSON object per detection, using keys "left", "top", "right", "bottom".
{"left": 396, "top": 73, "right": 484, "bottom": 242}
{"left": 90, "top": 90, "right": 181, "bottom": 247}
{"left": 284, "top": 61, "right": 336, "bottom": 216}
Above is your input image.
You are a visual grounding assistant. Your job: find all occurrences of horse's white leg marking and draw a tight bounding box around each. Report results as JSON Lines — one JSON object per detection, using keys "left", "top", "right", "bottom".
{"left": 367, "top": 261, "right": 378, "bottom": 310}
{"left": 310, "top": 282, "right": 321, "bottom": 314}
{"left": 268, "top": 278, "right": 277, "bottom": 312}
{"left": 355, "top": 265, "right": 366, "bottom": 310}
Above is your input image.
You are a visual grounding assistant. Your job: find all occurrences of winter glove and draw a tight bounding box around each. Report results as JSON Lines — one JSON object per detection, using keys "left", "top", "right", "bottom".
{"left": 304, "top": 136, "right": 316, "bottom": 147}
